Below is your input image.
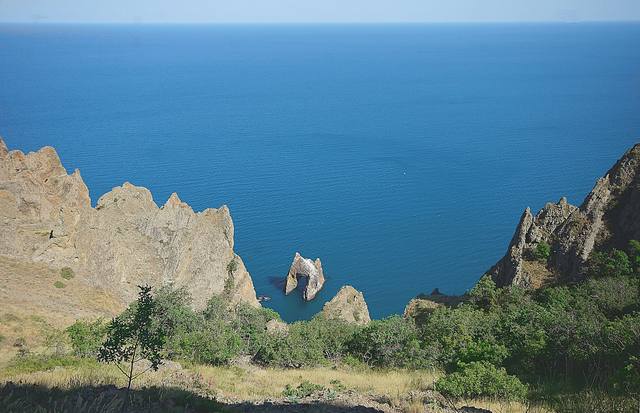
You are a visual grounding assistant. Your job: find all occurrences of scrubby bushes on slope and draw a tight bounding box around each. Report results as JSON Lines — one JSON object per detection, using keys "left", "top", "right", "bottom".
{"left": 16, "top": 239, "right": 640, "bottom": 409}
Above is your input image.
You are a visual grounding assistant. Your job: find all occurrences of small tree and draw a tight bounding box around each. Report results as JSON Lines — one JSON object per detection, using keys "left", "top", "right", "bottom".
{"left": 533, "top": 241, "right": 551, "bottom": 261}
{"left": 99, "top": 285, "right": 165, "bottom": 411}
{"left": 468, "top": 275, "right": 498, "bottom": 310}
{"left": 224, "top": 258, "right": 238, "bottom": 297}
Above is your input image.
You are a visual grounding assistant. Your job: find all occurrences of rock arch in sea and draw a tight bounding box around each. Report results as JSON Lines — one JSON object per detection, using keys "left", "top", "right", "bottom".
{"left": 284, "top": 252, "right": 325, "bottom": 301}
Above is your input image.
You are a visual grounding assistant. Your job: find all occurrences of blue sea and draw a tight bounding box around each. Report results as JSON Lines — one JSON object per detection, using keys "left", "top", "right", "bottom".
{"left": 1, "top": 23, "right": 639, "bottom": 321}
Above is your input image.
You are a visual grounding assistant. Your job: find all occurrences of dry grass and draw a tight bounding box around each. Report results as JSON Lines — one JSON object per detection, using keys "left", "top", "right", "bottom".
{"left": 194, "top": 364, "right": 440, "bottom": 401}
{"left": 0, "top": 361, "right": 559, "bottom": 412}
{"left": 0, "top": 255, "right": 124, "bottom": 329}
{"left": 459, "top": 399, "right": 553, "bottom": 413}
{"left": 0, "top": 312, "right": 56, "bottom": 366}
{"left": 0, "top": 360, "right": 438, "bottom": 401}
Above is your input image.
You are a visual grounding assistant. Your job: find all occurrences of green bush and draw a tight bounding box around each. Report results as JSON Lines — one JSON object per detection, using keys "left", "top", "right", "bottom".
{"left": 232, "top": 303, "right": 281, "bottom": 357}
{"left": 60, "top": 267, "right": 74, "bottom": 280}
{"left": 467, "top": 275, "right": 498, "bottom": 310}
{"left": 435, "top": 361, "right": 527, "bottom": 400}
{"left": 422, "top": 305, "right": 498, "bottom": 369}
{"left": 455, "top": 339, "right": 509, "bottom": 367}
{"left": 170, "top": 319, "right": 242, "bottom": 365}
{"left": 53, "top": 281, "right": 65, "bottom": 289}
{"left": 65, "top": 319, "right": 107, "bottom": 358}
{"left": 533, "top": 241, "right": 551, "bottom": 261}
{"left": 4, "top": 355, "right": 96, "bottom": 376}
{"left": 629, "top": 240, "right": 640, "bottom": 273}
{"left": 255, "top": 321, "right": 330, "bottom": 368}
{"left": 348, "top": 316, "right": 428, "bottom": 368}
{"left": 282, "top": 381, "right": 325, "bottom": 399}
{"left": 589, "top": 249, "right": 633, "bottom": 278}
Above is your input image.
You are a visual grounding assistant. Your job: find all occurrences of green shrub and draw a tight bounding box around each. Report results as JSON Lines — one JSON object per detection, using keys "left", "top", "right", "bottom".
{"left": 629, "top": 240, "right": 640, "bottom": 273}
{"left": 435, "top": 361, "right": 527, "bottom": 400}
{"left": 255, "top": 321, "right": 330, "bottom": 368}
{"left": 4, "top": 354, "right": 96, "bottom": 376}
{"left": 65, "top": 319, "right": 107, "bottom": 358}
{"left": 455, "top": 339, "right": 509, "bottom": 367}
{"left": 467, "top": 275, "right": 498, "bottom": 310}
{"left": 53, "top": 281, "right": 65, "bottom": 289}
{"left": 422, "top": 305, "right": 498, "bottom": 369}
{"left": 347, "top": 316, "right": 428, "bottom": 368}
{"left": 578, "top": 276, "right": 639, "bottom": 317}
{"left": 60, "top": 267, "right": 74, "bottom": 280}
{"left": 232, "top": 303, "right": 281, "bottom": 357}
{"left": 589, "top": 249, "right": 633, "bottom": 278}
{"left": 170, "top": 319, "right": 242, "bottom": 365}
{"left": 152, "top": 286, "right": 201, "bottom": 337}
{"left": 282, "top": 381, "right": 325, "bottom": 399}
{"left": 533, "top": 241, "right": 551, "bottom": 261}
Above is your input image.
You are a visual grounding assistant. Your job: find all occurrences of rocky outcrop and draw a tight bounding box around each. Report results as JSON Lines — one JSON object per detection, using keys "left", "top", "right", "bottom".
{"left": 403, "top": 298, "right": 441, "bottom": 325}
{"left": 265, "top": 319, "right": 289, "bottom": 335}
{"left": 284, "top": 252, "right": 325, "bottom": 301}
{"left": 0, "top": 137, "right": 259, "bottom": 309}
{"left": 488, "top": 143, "right": 640, "bottom": 287}
{"left": 319, "top": 285, "right": 370, "bottom": 325}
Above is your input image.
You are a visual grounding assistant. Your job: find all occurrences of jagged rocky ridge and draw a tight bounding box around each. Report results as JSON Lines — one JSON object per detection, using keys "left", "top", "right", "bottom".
{"left": 0, "top": 138, "right": 258, "bottom": 309}
{"left": 488, "top": 143, "right": 640, "bottom": 288}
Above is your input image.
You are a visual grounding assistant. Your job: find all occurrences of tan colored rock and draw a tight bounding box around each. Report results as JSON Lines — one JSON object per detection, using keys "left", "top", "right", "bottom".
{"left": 265, "top": 319, "right": 289, "bottom": 334}
{"left": 487, "top": 143, "right": 640, "bottom": 287}
{"left": 319, "top": 285, "right": 370, "bottom": 325}
{"left": 284, "top": 252, "right": 325, "bottom": 301}
{"left": 0, "top": 137, "right": 259, "bottom": 311}
{"left": 403, "top": 298, "right": 441, "bottom": 324}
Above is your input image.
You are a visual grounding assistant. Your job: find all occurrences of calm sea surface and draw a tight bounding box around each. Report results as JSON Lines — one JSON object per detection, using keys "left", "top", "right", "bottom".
{"left": 1, "top": 23, "right": 639, "bottom": 321}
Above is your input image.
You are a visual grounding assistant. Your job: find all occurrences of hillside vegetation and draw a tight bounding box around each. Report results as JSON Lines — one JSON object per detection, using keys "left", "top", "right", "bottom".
{"left": 1, "top": 240, "right": 639, "bottom": 412}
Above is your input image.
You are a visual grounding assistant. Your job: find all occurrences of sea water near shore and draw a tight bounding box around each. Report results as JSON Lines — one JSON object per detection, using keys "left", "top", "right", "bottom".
{"left": 1, "top": 23, "right": 639, "bottom": 320}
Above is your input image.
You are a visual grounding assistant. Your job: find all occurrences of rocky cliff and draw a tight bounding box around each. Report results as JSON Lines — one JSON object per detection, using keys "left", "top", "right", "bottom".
{"left": 319, "top": 285, "right": 370, "bottom": 325}
{"left": 0, "top": 138, "right": 259, "bottom": 310}
{"left": 488, "top": 143, "right": 640, "bottom": 288}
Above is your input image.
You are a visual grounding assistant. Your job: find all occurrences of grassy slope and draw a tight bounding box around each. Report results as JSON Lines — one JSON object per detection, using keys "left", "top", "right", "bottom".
{"left": 0, "top": 355, "right": 547, "bottom": 413}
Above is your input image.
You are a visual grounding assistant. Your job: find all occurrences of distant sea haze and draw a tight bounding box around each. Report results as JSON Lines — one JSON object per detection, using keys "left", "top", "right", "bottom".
{"left": 1, "top": 23, "right": 639, "bottom": 321}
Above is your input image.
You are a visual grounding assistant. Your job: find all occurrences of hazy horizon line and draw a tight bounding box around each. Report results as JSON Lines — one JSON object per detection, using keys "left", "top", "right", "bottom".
{"left": 1, "top": 19, "right": 639, "bottom": 25}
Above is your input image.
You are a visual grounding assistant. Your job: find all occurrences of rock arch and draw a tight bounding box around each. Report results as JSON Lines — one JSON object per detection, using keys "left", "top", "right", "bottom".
{"left": 284, "top": 252, "right": 325, "bottom": 301}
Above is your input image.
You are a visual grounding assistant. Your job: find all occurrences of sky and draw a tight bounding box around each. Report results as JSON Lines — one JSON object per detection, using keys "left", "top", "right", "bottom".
{"left": 1, "top": 0, "right": 640, "bottom": 23}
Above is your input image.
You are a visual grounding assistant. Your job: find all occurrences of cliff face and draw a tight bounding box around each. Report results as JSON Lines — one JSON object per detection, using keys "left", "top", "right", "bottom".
{"left": 0, "top": 138, "right": 258, "bottom": 309}
{"left": 319, "top": 285, "right": 370, "bottom": 325}
{"left": 488, "top": 143, "right": 640, "bottom": 287}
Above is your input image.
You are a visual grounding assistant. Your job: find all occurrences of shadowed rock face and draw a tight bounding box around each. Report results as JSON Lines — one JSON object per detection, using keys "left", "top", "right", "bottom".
{"left": 284, "top": 252, "right": 325, "bottom": 301}
{"left": 0, "top": 137, "right": 259, "bottom": 310}
{"left": 487, "top": 143, "right": 640, "bottom": 288}
{"left": 319, "top": 285, "right": 371, "bottom": 325}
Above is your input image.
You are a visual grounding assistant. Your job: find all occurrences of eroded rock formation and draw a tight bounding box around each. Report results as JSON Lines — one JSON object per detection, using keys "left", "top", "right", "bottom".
{"left": 488, "top": 143, "right": 640, "bottom": 288}
{"left": 284, "top": 252, "right": 325, "bottom": 301}
{"left": 319, "top": 285, "right": 371, "bottom": 325}
{"left": 0, "top": 137, "right": 259, "bottom": 309}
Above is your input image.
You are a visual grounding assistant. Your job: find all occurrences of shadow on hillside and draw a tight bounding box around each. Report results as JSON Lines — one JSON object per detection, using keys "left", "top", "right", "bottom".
{"left": 0, "top": 382, "right": 387, "bottom": 413}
